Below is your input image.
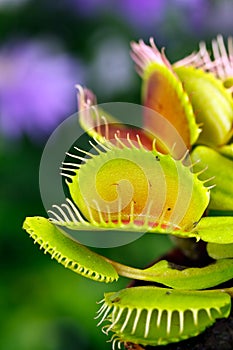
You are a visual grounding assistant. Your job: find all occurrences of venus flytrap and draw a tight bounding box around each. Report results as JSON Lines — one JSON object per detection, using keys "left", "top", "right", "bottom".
{"left": 51, "top": 137, "right": 210, "bottom": 234}
{"left": 130, "top": 38, "right": 200, "bottom": 155}
{"left": 173, "top": 35, "right": 233, "bottom": 148}
{"left": 23, "top": 216, "right": 118, "bottom": 283}
{"left": 174, "top": 35, "right": 233, "bottom": 94}
{"left": 79, "top": 36, "right": 233, "bottom": 211}
{"left": 23, "top": 136, "right": 233, "bottom": 348}
{"left": 130, "top": 36, "right": 233, "bottom": 213}
{"left": 97, "top": 287, "right": 231, "bottom": 347}
{"left": 23, "top": 35, "right": 233, "bottom": 349}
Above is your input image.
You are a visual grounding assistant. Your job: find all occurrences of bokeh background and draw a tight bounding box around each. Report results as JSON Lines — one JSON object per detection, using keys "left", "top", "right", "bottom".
{"left": 0, "top": 1, "right": 233, "bottom": 349}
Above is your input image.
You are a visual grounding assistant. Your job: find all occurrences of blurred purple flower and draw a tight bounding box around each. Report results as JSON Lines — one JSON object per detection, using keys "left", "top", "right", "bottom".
{"left": 117, "top": 0, "right": 166, "bottom": 33}
{"left": 67, "top": 0, "right": 209, "bottom": 35}
{"left": 68, "top": 0, "right": 166, "bottom": 33}
{"left": 206, "top": 0, "right": 233, "bottom": 35}
{"left": 67, "top": 0, "right": 109, "bottom": 16}
{"left": 0, "top": 40, "right": 85, "bottom": 140}
{"left": 171, "top": 0, "right": 210, "bottom": 32}
{"left": 119, "top": 0, "right": 210, "bottom": 34}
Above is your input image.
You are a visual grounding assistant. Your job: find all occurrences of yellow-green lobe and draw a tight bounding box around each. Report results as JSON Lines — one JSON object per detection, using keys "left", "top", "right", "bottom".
{"left": 67, "top": 145, "right": 209, "bottom": 232}
{"left": 175, "top": 66, "right": 233, "bottom": 147}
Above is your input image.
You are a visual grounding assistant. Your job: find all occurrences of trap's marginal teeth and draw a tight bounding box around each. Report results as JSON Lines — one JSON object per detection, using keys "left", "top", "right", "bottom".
{"left": 57, "top": 137, "right": 210, "bottom": 237}
{"left": 130, "top": 39, "right": 200, "bottom": 155}
{"left": 77, "top": 85, "right": 133, "bottom": 146}
{"left": 130, "top": 38, "right": 172, "bottom": 77}
{"left": 23, "top": 216, "right": 119, "bottom": 283}
{"left": 77, "top": 84, "right": 176, "bottom": 153}
{"left": 174, "top": 35, "right": 233, "bottom": 88}
{"left": 97, "top": 286, "right": 231, "bottom": 347}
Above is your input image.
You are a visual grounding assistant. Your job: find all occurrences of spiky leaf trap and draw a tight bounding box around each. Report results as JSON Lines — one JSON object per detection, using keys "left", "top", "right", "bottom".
{"left": 174, "top": 66, "right": 233, "bottom": 147}
{"left": 76, "top": 85, "right": 154, "bottom": 151}
{"left": 51, "top": 136, "right": 210, "bottom": 240}
{"left": 131, "top": 39, "right": 199, "bottom": 154}
{"left": 76, "top": 85, "right": 120, "bottom": 143}
{"left": 191, "top": 146, "right": 233, "bottom": 211}
{"left": 97, "top": 286, "right": 231, "bottom": 348}
{"left": 23, "top": 216, "right": 118, "bottom": 283}
{"left": 174, "top": 35, "right": 233, "bottom": 92}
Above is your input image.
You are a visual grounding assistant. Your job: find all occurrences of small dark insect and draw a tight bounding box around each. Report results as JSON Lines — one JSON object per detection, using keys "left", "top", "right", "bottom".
{"left": 112, "top": 297, "right": 121, "bottom": 303}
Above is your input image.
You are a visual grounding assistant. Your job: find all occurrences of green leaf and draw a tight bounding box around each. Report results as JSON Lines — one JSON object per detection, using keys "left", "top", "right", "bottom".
{"left": 207, "top": 243, "right": 233, "bottom": 259}
{"left": 143, "top": 259, "right": 233, "bottom": 289}
{"left": 219, "top": 143, "right": 233, "bottom": 160}
{"left": 23, "top": 216, "right": 118, "bottom": 283}
{"left": 191, "top": 146, "right": 233, "bottom": 211}
{"left": 195, "top": 216, "right": 233, "bottom": 243}
{"left": 97, "top": 286, "right": 231, "bottom": 346}
{"left": 175, "top": 66, "right": 233, "bottom": 147}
